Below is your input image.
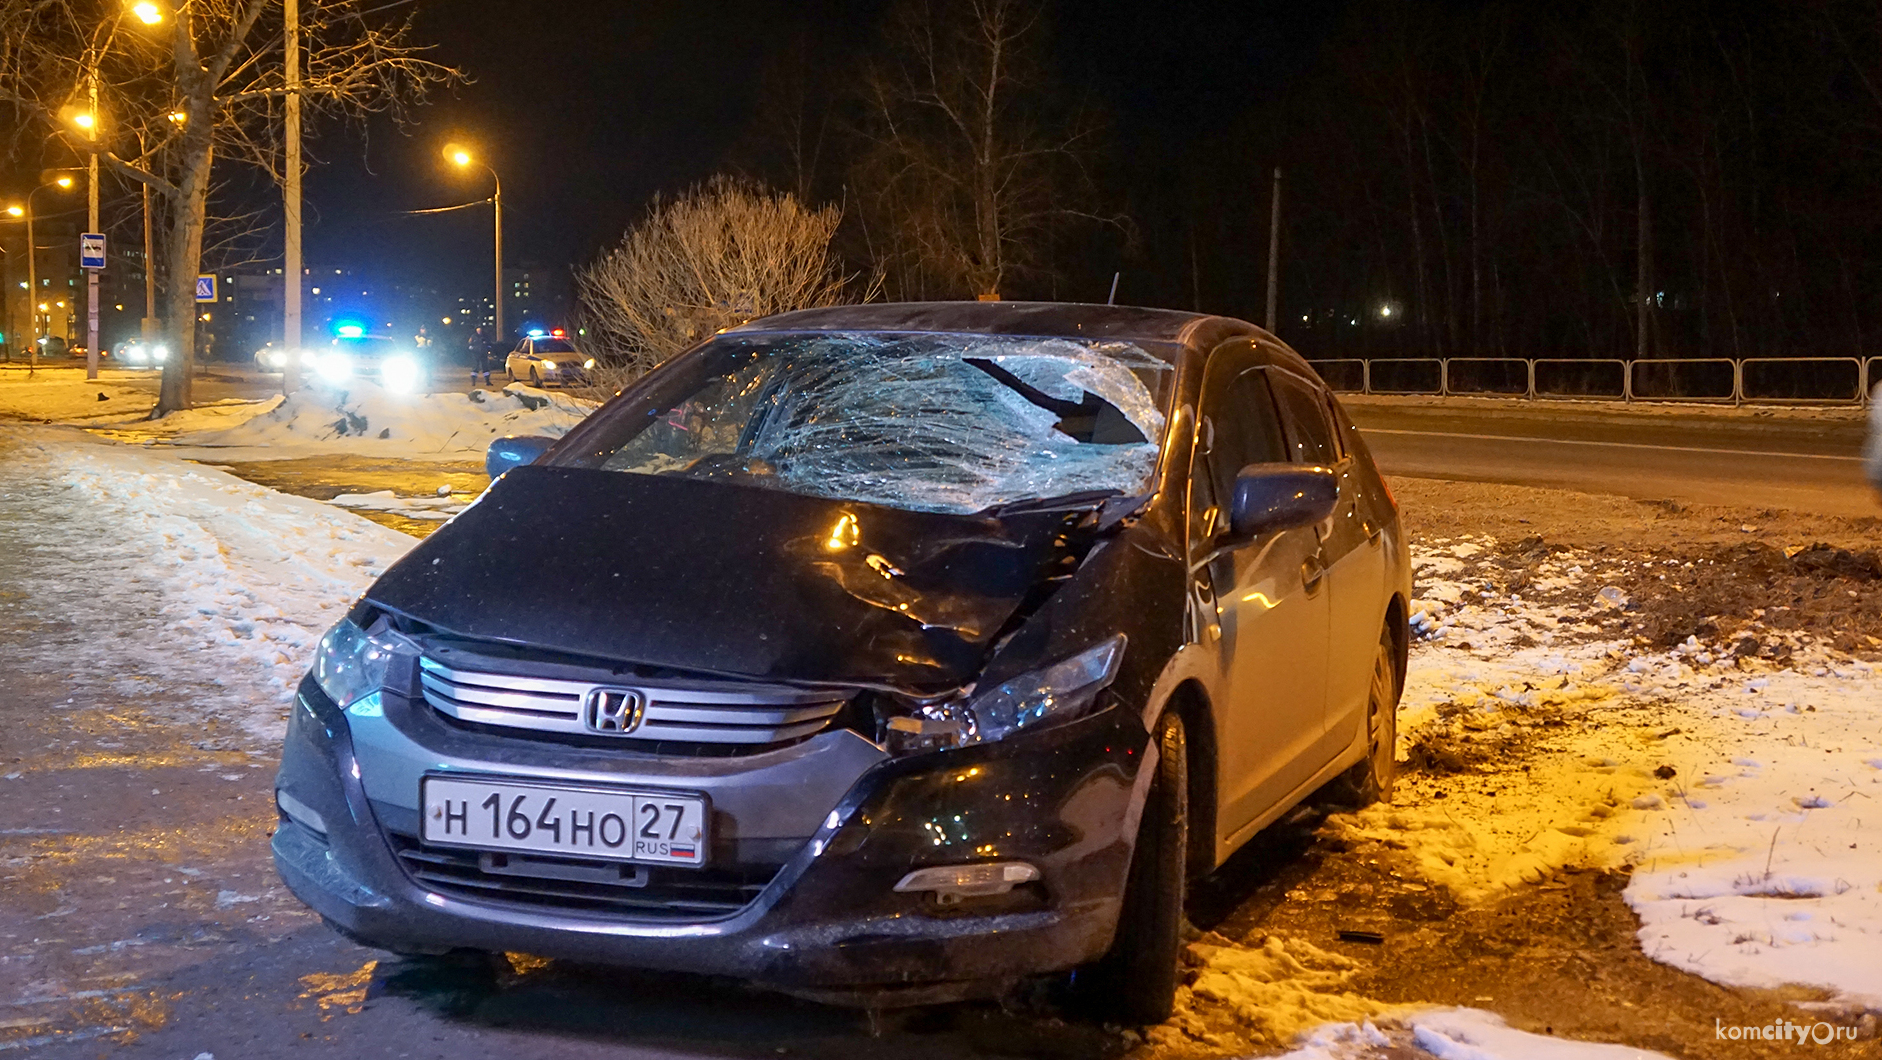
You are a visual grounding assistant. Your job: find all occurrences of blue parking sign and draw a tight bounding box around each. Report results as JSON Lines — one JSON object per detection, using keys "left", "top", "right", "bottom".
{"left": 80, "top": 233, "right": 105, "bottom": 270}
{"left": 195, "top": 274, "right": 217, "bottom": 302}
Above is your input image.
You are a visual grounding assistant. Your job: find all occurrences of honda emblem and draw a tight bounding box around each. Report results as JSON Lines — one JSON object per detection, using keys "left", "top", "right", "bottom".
{"left": 583, "top": 687, "right": 645, "bottom": 734}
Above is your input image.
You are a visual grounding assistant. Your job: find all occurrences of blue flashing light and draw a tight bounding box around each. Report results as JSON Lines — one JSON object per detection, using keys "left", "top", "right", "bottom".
{"left": 526, "top": 328, "right": 545, "bottom": 339}
{"left": 335, "top": 323, "right": 366, "bottom": 338}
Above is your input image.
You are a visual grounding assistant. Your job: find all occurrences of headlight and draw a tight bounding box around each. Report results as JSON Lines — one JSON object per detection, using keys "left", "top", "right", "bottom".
{"left": 311, "top": 617, "right": 398, "bottom": 709}
{"left": 124, "top": 345, "right": 147, "bottom": 363}
{"left": 315, "top": 353, "right": 352, "bottom": 383}
{"left": 583, "top": 358, "right": 596, "bottom": 370}
{"left": 540, "top": 360, "right": 557, "bottom": 371}
{"left": 265, "top": 350, "right": 287, "bottom": 367}
{"left": 150, "top": 345, "right": 168, "bottom": 362}
{"left": 382, "top": 355, "right": 420, "bottom": 393}
{"left": 880, "top": 635, "right": 1126, "bottom": 755}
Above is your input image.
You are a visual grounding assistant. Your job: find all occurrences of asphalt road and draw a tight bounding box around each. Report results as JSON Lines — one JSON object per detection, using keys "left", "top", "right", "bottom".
{"left": 1344, "top": 397, "right": 1877, "bottom": 517}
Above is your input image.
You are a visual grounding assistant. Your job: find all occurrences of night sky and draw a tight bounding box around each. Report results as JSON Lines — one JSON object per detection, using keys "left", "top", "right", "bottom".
{"left": 304, "top": 0, "right": 1343, "bottom": 298}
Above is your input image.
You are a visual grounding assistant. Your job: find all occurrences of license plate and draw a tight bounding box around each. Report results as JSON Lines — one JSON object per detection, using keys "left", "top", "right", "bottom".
{"left": 420, "top": 774, "right": 708, "bottom": 867}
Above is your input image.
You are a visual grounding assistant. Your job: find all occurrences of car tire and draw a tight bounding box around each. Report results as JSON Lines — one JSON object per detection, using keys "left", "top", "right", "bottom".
{"left": 529, "top": 368, "right": 542, "bottom": 387}
{"left": 1325, "top": 627, "right": 1400, "bottom": 807}
{"left": 1077, "top": 709, "right": 1187, "bottom": 1025}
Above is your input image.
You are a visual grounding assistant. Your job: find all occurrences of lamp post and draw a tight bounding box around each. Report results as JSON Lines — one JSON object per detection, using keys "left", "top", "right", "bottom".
{"left": 21, "top": 176, "right": 76, "bottom": 372}
{"left": 444, "top": 144, "right": 503, "bottom": 354}
{"left": 65, "top": 3, "right": 166, "bottom": 378}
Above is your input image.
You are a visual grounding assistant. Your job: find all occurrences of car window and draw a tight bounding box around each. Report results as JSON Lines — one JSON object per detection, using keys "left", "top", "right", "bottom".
{"left": 1199, "top": 348, "right": 1289, "bottom": 508}
{"left": 1267, "top": 370, "right": 1340, "bottom": 466}
{"left": 556, "top": 331, "right": 1177, "bottom": 515}
{"left": 531, "top": 338, "right": 577, "bottom": 354}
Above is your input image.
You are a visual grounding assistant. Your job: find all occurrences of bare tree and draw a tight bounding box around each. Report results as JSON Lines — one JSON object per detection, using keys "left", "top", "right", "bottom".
{"left": 0, "top": 0, "right": 456, "bottom": 413}
{"left": 575, "top": 176, "right": 866, "bottom": 386}
{"left": 854, "top": 0, "right": 1119, "bottom": 300}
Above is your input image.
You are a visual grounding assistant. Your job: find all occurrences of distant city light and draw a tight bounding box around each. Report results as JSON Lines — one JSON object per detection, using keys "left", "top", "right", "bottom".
{"left": 1379, "top": 304, "right": 1394, "bottom": 318}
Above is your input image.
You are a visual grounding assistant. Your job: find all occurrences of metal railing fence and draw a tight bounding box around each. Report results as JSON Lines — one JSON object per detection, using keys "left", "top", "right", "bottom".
{"left": 1305, "top": 355, "right": 1880, "bottom": 406}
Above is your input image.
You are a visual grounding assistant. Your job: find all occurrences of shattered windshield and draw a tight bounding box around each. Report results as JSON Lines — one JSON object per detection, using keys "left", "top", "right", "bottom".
{"left": 557, "top": 332, "right": 1175, "bottom": 515}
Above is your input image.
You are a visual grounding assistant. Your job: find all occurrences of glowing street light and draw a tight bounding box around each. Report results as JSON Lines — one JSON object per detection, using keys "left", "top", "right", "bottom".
{"left": 131, "top": 1, "right": 163, "bottom": 24}
{"left": 443, "top": 143, "right": 505, "bottom": 348}
{"left": 13, "top": 174, "right": 77, "bottom": 369}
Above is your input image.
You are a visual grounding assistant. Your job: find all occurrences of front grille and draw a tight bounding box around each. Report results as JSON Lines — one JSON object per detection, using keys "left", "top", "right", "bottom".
{"left": 389, "top": 832, "right": 778, "bottom": 919}
{"left": 418, "top": 656, "right": 850, "bottom": 747}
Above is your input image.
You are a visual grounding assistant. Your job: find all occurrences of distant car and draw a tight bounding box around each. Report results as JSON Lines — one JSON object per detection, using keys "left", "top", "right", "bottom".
{"left": 113, "top": 338, "right": 171, "bottom": 369}
{"left": 308, "top": 333, "right": 427, "bottom": 393}
{"left": 33, "top": 336, "right": 69, "bottom": 360}
{"left": 254, "top": 342, "right": 308, "bottom": 374}
{"left": 505, "top": 333, "right": 594, "bottom": 387}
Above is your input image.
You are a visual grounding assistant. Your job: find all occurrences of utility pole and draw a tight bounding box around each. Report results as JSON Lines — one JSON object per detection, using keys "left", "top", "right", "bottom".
{"left": 492, "top": 181, "right": 503, "bottom": 349}
{"left": 1265, "top": 167, "right": 1282, "bottom": 334}
{"left": 85, "top": 75, "right": 100, "bottom": 379}
{"left": 282, "top": 0, "right": 302, "bottom": 395}
{"left": 141, "top": 179, "right": 154, "bottom": 341}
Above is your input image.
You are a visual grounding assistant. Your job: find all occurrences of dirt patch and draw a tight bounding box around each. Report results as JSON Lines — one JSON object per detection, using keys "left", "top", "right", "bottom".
{"left": 209, "top": 456, "right": 489, "bottom": 539}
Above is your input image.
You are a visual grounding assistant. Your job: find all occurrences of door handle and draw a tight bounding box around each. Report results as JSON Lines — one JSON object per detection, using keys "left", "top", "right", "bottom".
{"left": 1301, "top": 554, "right": 1326, "bottom": 595}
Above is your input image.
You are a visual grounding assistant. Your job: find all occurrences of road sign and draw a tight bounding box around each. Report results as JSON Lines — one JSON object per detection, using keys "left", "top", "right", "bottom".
{"left": 195, "top": 274, "right": 217, "bottom": 303}
{"left": 80, "top": 233, "right": 105, "bottom": 270}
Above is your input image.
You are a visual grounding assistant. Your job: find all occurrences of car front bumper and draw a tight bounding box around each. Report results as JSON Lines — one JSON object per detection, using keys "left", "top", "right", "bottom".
{"left": 272, "top": 676, "right": 1147, "bottom": 1001}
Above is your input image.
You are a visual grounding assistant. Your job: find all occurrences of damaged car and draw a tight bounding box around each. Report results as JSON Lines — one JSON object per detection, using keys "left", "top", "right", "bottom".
{"left": 273, "top": 302, "right": 1411, "bottom": 1022}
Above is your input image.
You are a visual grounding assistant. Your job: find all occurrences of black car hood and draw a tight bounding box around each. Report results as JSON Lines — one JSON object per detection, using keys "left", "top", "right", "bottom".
{"left": 364, "top": 466, "right": 1087, "bottom": 692}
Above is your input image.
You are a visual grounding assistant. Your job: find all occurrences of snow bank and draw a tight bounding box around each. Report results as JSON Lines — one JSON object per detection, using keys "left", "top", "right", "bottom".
{"left": 165, "top": 381, "right": 596, "bottom": 461}
{"left": 5, "top": 428, "right": 416, "bottom": 741}
{"left": 1360, "top": 536, "right": 1882, "bottom": 1011}
{"left": 1267, "top": 1011, "right": 1675, "bottom": 1060}
{"left": 327, "top": 489, "right": 466, "bottom": 521}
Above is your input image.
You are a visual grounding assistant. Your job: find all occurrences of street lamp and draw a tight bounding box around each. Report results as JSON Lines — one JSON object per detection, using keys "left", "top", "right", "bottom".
{"left": 443, "top": 143, "right": 504, "bottom": 352}
{"left": 12, "top": 176, "right": 76, "bottom": 371}
{"left": 61, "top": 2, "right": 165, "bottom": 380}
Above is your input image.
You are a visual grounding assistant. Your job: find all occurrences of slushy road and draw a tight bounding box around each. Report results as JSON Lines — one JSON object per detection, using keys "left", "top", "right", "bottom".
{"left": 1345, "top": 397, "right": 1876, "bottom": 517}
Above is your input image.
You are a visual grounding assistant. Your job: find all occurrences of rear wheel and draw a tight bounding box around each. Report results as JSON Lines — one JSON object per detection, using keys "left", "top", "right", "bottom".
{"left": 1326, "top": 628, "right": 1400, "bottom": 807}
{"left": 1078, "top": 709, "right": 1187, "bottom": 1024}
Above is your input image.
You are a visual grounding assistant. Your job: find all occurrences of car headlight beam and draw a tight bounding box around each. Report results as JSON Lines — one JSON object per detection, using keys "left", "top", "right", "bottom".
{"left": 382, "top": 355, "right": 421, "bottom": 394}
{"left": 314, "top": 353, "right": 352, "bottom": 384}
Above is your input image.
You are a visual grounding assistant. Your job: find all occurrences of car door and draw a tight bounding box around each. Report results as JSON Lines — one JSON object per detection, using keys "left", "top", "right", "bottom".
{"left": 1192, "top": 344, "right": 1332, "bottom": 837}
{"left": 1265, "top": 365, "right": 1388, "bottom": 747}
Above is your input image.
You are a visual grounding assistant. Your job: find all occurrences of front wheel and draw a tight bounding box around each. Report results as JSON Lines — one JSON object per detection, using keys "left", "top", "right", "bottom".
{"left": 1077, "top": 710, "right": 1188, "bottom": 1024}
{"left": 529, "top": 368, "right": 542, "bottom": 387}
{"left": 1326, "top": 628, "right": 1400, "bottom": 807}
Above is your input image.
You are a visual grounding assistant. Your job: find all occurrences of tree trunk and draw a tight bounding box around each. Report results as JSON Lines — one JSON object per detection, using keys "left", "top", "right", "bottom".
{"left": 156, "top": 140, "right": 212, "bottom": 416}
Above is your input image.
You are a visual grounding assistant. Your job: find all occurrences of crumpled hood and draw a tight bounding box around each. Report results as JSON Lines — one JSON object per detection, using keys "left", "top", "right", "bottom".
{"left": 364, "top": 466, "right": 1085, "bottom": 692}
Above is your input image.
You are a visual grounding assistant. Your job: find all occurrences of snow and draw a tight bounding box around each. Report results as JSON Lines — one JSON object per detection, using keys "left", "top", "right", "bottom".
{"left": 1265, "top": 1011, "right": 1675, "bottom": 1060}
{"left": 1350, "top": 536, "right": 1882, "bottom": 1011}
{"left": 0, "top": 426, "right": 416, "bottom": 741}
{"left": 0, "top": 365, "right": 162, "bottom": 422}
{"left": 326, "top": 490, "right": 468, "bottom": 521}
{"left": 105, "top": 380, "right": 596, "bottom": 462}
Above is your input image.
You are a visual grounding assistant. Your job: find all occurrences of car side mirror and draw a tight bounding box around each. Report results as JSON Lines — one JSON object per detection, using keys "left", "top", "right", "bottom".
{"left": 1218, "top": 463, "right": 1339, "bottom": 547}
{"left": 486, "top": 435, "right": 556, "bottom": 478}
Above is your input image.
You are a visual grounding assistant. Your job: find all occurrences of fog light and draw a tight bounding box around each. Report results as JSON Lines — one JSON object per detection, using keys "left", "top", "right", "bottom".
{"left": 894, "top": 861, "right": 1039, "bottom": 903}
{"left": 276, "top": 788, "right": 328, "bottom": 836}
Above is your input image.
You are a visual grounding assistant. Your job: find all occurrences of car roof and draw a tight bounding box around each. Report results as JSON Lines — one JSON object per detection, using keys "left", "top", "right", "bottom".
{"left": 728, "top": 301, "right": 1268, "bottom": 360}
